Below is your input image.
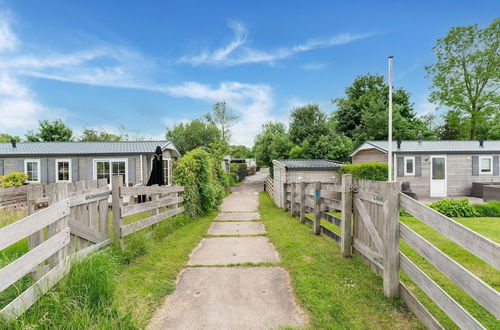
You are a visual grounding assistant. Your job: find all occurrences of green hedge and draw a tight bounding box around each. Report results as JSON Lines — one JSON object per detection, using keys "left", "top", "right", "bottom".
{"left": 338, "top": 162, "right": 388, "bottom": 181}
{"left": 473, "top": 201, "right": 500, "bottom": 217}
{"left": 173, "top": 148, "right": 229, "bottom": 218}
{"left": 0, "top": 172, "right": 28, "bottom": 188}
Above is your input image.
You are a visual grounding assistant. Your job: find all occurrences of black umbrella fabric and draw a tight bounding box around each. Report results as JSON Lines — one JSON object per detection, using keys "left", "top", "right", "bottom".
{"left": 147, "top": 146, "right": 164, "bottom": 186}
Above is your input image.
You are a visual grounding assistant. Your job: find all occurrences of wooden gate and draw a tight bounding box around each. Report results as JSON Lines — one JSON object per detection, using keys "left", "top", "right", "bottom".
{"left": 27, "top": 179, "right": 110, "bottom": 258}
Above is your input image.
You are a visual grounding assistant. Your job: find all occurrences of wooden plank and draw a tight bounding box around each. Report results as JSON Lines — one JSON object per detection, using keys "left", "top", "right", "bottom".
{"left": 400, "top": 193, "right": 500, "bottom": 270}
{"left": 71, "top": 239, "right": 111, "bottom": 262}
{"left": 69, "top": 188, "right": 109, "bottom": 207}
{"left": 69, "top": 220, "right": 107, "bottom": 244}
{"left": 313, "top": 182, "right": 321, "bottom": 235}
{"left": 353, "top": 189, "right": 385, "bottom": 205}
{"left": 300, "top": 182, "right": 306, "bottom": 224}
{"left": 0, "top": 228, "right": 70, "bottom": 292}
{"left": 353, "top": 238, "right": 384, "bottom": 269}
{"left": 97, "top": 179, "right": 109, "bottom": 239}
{"left": 320, "top": 225, "right": 341, "bottom": 243}
{"left": 74, "top": 181, "right": 88, "bottom": 251}
{"left": 121, "top": 196, "right": 183, "bottom": 217}
{"left": 383, "top": 181, "right": 400, "bottom": 298}
{"left": 400, "top": 253, "right": 485, "bottom": 330}
{"left": 0, "top": 201, "right": 69, "bottom": 251}
{"left": 121, "top": 207, "right": 184, "bottom": 237}
{"left": 399, "top": 283, "right": 444, "bottom": 330}
{"left": 112, "top": 175, "right": 123, "bottom": 242}
{"left": 120, "top": 185, "right": 184, "bottom": 196}
{"left": 321, "top": 197, "right": 342, "bottom": 210}
{"left": 0, "top": 257, "right": 70, "bottom": 322}
{"left": 87, "top": 181, "right": 99, "bottom": 234}
{"left": 290, "top": 182, "right": 296, "bottom": 216}
{"left": 354, "top": 198, "right": 384, "bottom": 253}
{"left": 341, "top": 174, "right": 353, "bottom": 257}
{"left": 320, "top": 212, "right": 341, "bottom": 227}
{"left": 400, "top": 223, "right": 500, "bottom": 318}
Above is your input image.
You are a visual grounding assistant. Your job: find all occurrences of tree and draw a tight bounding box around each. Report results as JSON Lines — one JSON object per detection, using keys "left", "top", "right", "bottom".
{"left": 435, "top": 110, "right": 469, "bottom": 140}
{"left": 425, "top": 18, "right": 500, "bottom": 139}
{"left": 204, "top": 101, "right": 239, "bottom": 141}
{"left": 253, "top": 122, "right": 292, "bottom": 170}
{"left": 26, "top": 119, "right": 73, "bottom": 142}
{"left": 79, "top": 128, "right": 124, "bottom": 141}
{"left": 0, "top": 133, "right": 22, "bottom": 142}
{"left": 288, "top": 104, "right": 329, "bottom": 145}
{"left": 230, "top": 145, "right": 253, "bottom": 158}
{"left": 332, "top": 74, "right": 432, "bottom": 147}
{"left": 166, "top": 119, "right": 224, "bottom": 155}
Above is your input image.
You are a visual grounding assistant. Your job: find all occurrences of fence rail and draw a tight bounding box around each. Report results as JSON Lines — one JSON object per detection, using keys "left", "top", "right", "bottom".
{"left": 279, "top": 174, "right": 499, "bottom": 329}
{"left": 112, "top": 175, "right": 184, "bottom": 242}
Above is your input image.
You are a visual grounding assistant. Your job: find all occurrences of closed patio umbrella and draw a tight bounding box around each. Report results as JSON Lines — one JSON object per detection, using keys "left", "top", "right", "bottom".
{"left": 147, "top": 146, "right": 164, "bottom": 186}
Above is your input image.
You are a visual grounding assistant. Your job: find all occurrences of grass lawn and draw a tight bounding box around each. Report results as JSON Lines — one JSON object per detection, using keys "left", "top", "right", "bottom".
{"left": 0, "top": 209, "right": 217, "bottom": 328}
{"left": 302, "top": 204, "right": 500, "bottom": 329}
{"left": 259, "top": 192, "right": 423, "bottom": 329}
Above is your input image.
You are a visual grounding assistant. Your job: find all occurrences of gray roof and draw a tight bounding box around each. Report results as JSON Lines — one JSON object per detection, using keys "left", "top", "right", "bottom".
{"left": 352, "top": 140, "right": 500, "bottom": 156}
{"left": 274, "top": 159, "right": 342, "bottom": 171}
{"left": 0, "top": 141, "right": 181, "bottom": 157}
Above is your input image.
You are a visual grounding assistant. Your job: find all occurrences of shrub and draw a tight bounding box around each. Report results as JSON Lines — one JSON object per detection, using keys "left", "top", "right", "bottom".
{"left": 173, "top": 148, "right": 227, "bottom": 218}
{"left": 338, "top": 162, "right": 388, "bottom": 181}
{"left": 0, "top": 172, "right": 28, "bottom": 188}
{"left": 472, "top": 201, "right": 500, "bottom": 217}
{"left": 428, "top": 199, "right": 479, "bottom": 218}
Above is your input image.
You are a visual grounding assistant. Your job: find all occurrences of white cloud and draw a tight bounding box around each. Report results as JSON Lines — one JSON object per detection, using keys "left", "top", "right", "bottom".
{"left": 179, "top": 21, "right": 373, "bottom": 66}
{"left": 0, "top": 11, "right": 17, "bottom": 52}
{"left": 302, "top": 62, "right": 327, "bottom": 72}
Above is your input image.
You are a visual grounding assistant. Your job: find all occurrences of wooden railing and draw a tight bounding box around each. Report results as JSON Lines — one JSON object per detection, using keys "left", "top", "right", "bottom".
{"left": 112, "top": 175, "right": 184, "bottom": 245}
{"left": 265, "top": 176, "right": 277, "bottom": 205}
{"left": 282, "top": 175, "right": 500, "bottom": 329}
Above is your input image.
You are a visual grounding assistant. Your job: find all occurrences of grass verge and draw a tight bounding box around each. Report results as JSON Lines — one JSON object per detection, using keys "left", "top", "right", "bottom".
{"left": 1, "top": 210, "right": 216, "bottom": 328}
{"left": 259, "top": 192, "right": 422, "bottom": 329}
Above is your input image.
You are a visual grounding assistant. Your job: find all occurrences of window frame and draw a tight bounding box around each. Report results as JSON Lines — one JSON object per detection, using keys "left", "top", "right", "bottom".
{"left": 479, "top": 156, "right": 493, "bottom": 175}
{"left": 24, "top": 159, "right": 41, "bottom": 183}
{"left": 55, "top": 158, "right": 72, "bottom": 183}
{"left": 93, "top": 158, "right": 128, "bottom": 185}
{"left": 404, "top": 156, "right": 415, "bottom": 176}
{"left": 149, "top": 157, "right": 172, "bottom": 185}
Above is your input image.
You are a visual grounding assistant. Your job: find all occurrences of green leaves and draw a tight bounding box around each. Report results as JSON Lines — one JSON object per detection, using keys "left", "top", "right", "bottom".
{"left": 25, "top": 119, "right": 73, "bottom": 142}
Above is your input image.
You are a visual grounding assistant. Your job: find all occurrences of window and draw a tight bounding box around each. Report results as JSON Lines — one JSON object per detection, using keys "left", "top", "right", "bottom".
{"left": 24, "top": 159, "right": 41, "bottom": 183}
{"left": 163, "top": 159, "right": 171, "bottom": 185}
{"left": 56, "top": 159, "right": 72, "bottom": 182}
{"left": 94, "top": 159, "right": 127, "bottom": 184}
{"left": 404, "top": 157, "right": 415, "bottom": 176}
{"left": 479, "top": 156, "right": 493, "bottom": 174}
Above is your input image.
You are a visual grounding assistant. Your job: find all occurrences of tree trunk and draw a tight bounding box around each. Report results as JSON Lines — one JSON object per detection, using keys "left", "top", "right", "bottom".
{"left": 470, "top": 108, "right": 477, "bottom": 140}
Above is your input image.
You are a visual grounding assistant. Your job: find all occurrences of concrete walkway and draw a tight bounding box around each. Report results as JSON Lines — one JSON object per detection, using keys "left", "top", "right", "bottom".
{"left": 148, "top": 169, "right": 306, "bottom": 329}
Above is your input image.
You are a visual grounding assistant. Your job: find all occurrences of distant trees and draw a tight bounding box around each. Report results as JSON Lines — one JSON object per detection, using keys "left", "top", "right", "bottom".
{"left": 204, "top": 101, "right": 239, "bottom": 141}
{"left": 229, "top": 145, "right": 253, "bottom": 158}
{"left": 79, "top": 128, "right": 124, "bottom": 141}
{"left": 0, "top": 133, "right": 22, "bottom": 142}
{"left": 426, "top": 18, "right": 499, "bottom": 140}
{"left": 26, "top": 119, "right": 73, "bottom": 142}
{"left": 166, "top": 119, "right": 224, "bottom": 156}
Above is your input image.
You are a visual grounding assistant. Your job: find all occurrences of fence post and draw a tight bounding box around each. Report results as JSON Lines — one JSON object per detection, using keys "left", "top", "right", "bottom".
{"left": 112, "top": 175, "right": 123, "bottom": 248}
{"left": 300, "top": 182, "right": 306, "bottom": 223}
{"left": 313, "top": 181, "right": 321, "bottom": 235}
{"left": 290, "top": 182, "right": 296, "bottom": 216}
{"left": 383, "top": 181, "right": 400, "bottom": 298}
{"left": 341, "top": 174, "right": 353, "bottom": 257}
{"left": 283, "top": 182, "right": 288, "bottom": 211}
{"left": 47, "top": 183, "right": 68, "bottom": 269}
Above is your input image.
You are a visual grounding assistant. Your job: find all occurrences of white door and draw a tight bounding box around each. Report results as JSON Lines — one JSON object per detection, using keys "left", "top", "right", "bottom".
{"left": 430, "top": 156, "right": 447, "bottom": 197}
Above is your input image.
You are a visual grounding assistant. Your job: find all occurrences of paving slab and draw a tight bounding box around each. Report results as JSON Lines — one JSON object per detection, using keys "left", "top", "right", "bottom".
{"left": 147, "top": 267, "right": 306, "bottom": 330}
{"left": 188, "top": 237, "right": 279, "bottom": 265}
{"left": 208, "top": 221, "right": 267, "bottom": 236}
{"left": 215, "top": 212, "right": 260, "bottom": 221}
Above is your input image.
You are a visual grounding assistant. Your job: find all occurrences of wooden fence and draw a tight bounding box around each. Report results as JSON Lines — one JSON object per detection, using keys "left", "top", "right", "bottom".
{"left": 265, "top": 176, "right": 277, "bottom": 205}
{"left": 111, "top": 175, "right": 184, "bottom": 244}
{"left": 0, "top": 185, "right": 29, "bottom": 209}
{"left": 0, "top": 175, "right": 186, "bottom": 321}
{"left": 279, "top": 174, "right": 500, "bottom": 329}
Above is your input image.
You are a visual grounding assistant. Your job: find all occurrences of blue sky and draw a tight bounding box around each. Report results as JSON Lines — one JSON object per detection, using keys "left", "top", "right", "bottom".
{"left": 0, "top": 1, "right": 498, "bottom": 146}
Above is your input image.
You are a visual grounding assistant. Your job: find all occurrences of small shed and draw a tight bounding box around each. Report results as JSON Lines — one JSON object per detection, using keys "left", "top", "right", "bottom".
{"left": 272, "top": 159, "right": 342, "bottom": 208}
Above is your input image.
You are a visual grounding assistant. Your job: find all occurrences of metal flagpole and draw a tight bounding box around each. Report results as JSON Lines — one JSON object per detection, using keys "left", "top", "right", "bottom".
{"left": 388, "top": 56, "right": 394, "bottom": 182}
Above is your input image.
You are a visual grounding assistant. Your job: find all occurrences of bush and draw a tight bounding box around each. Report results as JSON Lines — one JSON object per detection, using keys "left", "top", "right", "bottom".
{"left": 0, "top": 172, "right": 28, "bottom": 188}
{"left": 428, "top": 199, "right": 479, "bottom": 218}
{"left": 338, "top": 162, "right": 388, "bottom": 181}
{"left": 173, "top": 148, "right": 227, "bottom": 218}
{"left": 472, "top": 201, "right": 500, "bottom": 217}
